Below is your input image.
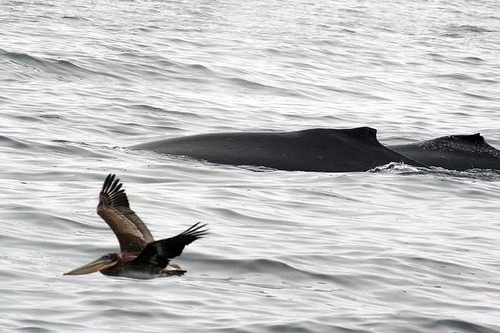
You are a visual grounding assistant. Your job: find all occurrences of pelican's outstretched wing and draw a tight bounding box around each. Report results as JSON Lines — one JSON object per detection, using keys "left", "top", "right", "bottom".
{"left": 97, "top": 174, "right": 155, "bottom": 256}
{"left": 131, "top": 222, "right": 208, "bottom": 268}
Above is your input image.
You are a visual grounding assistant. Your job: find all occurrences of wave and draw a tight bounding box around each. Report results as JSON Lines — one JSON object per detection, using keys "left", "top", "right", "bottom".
{"left": 0, "top": 135, "right": 30, "bottom": 150}
{"left": 0, "top": 48, "right": 121, "bottom": 81}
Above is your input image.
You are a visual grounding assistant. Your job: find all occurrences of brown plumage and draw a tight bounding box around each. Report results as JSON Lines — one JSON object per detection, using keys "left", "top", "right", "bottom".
{"left": 64, "top": 174, "right": 208, "bottom": 279}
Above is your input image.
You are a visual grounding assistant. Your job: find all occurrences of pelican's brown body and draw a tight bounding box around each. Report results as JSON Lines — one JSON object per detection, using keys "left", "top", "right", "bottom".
{"left": 98, "top": 253, "right": 185, "bottom": 279}
{"left": 65, "top": 174, "right": 208, "bottom": 279}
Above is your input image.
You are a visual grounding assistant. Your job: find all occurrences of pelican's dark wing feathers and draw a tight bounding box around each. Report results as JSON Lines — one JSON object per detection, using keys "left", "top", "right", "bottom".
{"left": 97, "top": 174, "right": 155, "bottom": 256}
{"left": 131, "top": 222, "right": 208, "bottom": 268}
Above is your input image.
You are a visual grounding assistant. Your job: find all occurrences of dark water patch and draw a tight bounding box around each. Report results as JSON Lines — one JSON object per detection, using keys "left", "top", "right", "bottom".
{"left": 39, "top": 212, "right": 99, "bottom": 233}
{"left": 462, "top": 91, "right": 497, "bottom": 101}
{"left": 129, "top": 104, "right": 222, "bottom": 120}
{"left": 460, "top": 56, "right": 484, "bottom": 62}
{"left": 431, "top": 72, "right": 496, "bottom": 84}
{"left": 339, "top": 7, "right": 368, "bottom": 15}
{"left": 319, "top": 84, "right": 390, "bottom": 101}
{"left": 404, "top": 255, "right": 486, "bottom": 284}
{"left": 423, "top": 318, "right": 500, "bottom": 333}
{"left": 442, "top": 24, "right": 495, "bottom": 39}
{"left": 426, "top": 52, "right": 449, "bottom": 64}
{"left": 138, "top": 26, "right": 157, "bottom": 32}
{"left": 203, "top": 257, "right": 336, "bottom": 284}
{"left": 12, "top": 114, "right": 48, "bottom": 124}
{"left": 4, "top": 139, "right": 113, "bottom": 159}
{"left": 181, "top": 62, "right": 214, "bottom": 74}
{"left": 226, "top": 77, "right": 297, "bottom": 95}
{"left": 61, "top": 15, "right": 88, "bottom": 21}
{"left": 107, "top": 61, "right": 175, "bottom": 80}
{"left": 446, "top": 24, "right": 494, "bottom": 34}
{"left": 163, "top": 37, "right": 210, "bottom": 48}
{"left": 16, "top": 319, "right": 84, "bottom": 333}
{"left": 283, "top": 112, "right": 345, "bottom": 123}
{"left": 0, "top": 135, "right": 30, "bottom": 150}
{"left": 25, "top": 1, "right": 56, "bottom": 7}
{"left": 41, "top": 140, "right": 111, "bottom": 158}
{"left": 130, "top": 104, "right": 167, "bottom": 113}
{"left": 208, "top": 207, "right": 299, "bottom": 225}
{"left": 17, "top": 327, "right": 52, "bottom": 333}
{"left": 173, "top": 75, "right": 213, "bottom": 84}
{"left": 432, "top": 73, "right": 476, "bottom": 81}
{"left": 144, "top": 57, "right": 176, "bottom": 68}
{"left": 39, "top": 114, "right": 62, "bottom": 119}
{"left": 341, "top": 28, "right": 357, "bottom": 34}
{"left": 263, "top": 46, "right": 297, "bottom": 57}
{"left": 100, "top": 308, "right": 158, "bottom": 319}
{"left": 0, "top": 48, "right": 121, "bottom": 81}
{"left": 217, "top": 321, "right": 367, "bottom": 333}
{"left": 227, "top": 77, "right": 276, "bottom": 90}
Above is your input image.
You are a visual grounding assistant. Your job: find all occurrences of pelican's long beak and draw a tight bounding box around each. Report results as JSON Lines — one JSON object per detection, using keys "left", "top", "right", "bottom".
{"left": 64, "top": 255, "right": 118, "bottom": 276}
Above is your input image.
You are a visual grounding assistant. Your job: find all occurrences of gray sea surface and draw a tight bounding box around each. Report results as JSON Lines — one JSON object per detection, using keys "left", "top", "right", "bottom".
{"left": 1, "top": 0, "right": 500, "bottom": 332}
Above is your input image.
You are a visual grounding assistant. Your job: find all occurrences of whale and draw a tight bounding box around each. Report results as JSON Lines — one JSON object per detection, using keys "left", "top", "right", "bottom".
{"left": 132, "top": 128, "right": 500, "bottom": 173}
{"left": 388, "top": 133, "right": 500, "bottom": 171}
{"left": 132, "top": 127, "right": 427, "bottom": 172}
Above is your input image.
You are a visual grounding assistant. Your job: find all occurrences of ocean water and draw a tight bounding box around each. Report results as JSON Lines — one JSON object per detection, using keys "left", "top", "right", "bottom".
{"left": 1, "top": 0, "right": 500, "bottom": 332}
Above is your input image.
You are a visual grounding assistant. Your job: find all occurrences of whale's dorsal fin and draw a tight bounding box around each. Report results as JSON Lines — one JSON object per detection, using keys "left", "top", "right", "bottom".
{"left": 299, "top": 127, "right": 380, "bottom": 145}
{"left": 450, "top": 133, "right": 486, "bottom": 146}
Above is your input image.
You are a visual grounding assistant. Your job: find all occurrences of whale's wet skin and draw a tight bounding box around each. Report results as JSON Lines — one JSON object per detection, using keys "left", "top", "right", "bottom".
{"left": 133, "top": 128, "right": 500, "bottom": 172}
{"left": 133, "top": 127, "right": 427, "bottom": 172}
{"left": 389, "top": 133, "right": 500, "bottom": 171}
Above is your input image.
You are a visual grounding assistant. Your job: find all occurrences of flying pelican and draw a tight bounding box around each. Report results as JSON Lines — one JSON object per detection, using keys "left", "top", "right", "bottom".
{"left": 64, "top": 174, "right": 208, "bottom": 279}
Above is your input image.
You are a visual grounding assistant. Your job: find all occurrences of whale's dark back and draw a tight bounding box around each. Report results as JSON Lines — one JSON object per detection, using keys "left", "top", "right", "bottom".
{"left": 132, "top": 127, "right": 425, "bottom": 172}
{"left": 389, "top": 134, "right": 500, "bottom": 171}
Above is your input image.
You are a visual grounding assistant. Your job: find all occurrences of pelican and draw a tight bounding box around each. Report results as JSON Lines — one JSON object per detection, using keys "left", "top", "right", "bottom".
{"left": 64, "top": 174, "right": 208, "bottom": 279}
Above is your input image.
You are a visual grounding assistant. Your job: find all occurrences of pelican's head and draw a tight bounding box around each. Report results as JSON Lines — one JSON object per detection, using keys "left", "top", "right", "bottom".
{"left": 64, "top": 253, "right": 120, "bottom": 276}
